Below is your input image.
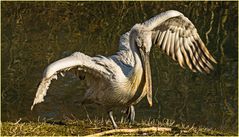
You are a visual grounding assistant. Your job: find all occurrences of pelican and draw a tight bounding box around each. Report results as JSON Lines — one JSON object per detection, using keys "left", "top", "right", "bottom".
{"left": 31, "top": 10, "right": 217, "bottom": 128}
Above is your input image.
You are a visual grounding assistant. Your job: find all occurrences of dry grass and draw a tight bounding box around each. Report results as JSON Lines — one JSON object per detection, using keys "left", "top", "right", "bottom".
{"left": 1, "top": 118, "right": 236, "bottom": 136}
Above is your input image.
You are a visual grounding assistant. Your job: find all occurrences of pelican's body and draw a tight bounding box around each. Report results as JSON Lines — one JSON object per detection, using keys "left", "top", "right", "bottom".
{"left": 31, "top": 10, "right": 217, "bottom": 128}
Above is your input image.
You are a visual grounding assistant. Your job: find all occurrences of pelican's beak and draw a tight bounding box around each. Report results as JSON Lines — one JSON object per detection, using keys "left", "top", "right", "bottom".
{"left": 139, "top": 48, "right": 153, "bottom": 107}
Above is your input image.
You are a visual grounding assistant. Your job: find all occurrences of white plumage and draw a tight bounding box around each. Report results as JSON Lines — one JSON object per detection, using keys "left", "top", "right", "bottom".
{"left": 31, "top": 10, "right": 216, "bottom": 128}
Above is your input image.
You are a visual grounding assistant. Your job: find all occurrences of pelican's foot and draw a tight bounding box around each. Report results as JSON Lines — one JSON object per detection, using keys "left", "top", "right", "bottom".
{"left": 126, "top": 105, "right": 135, "bottom": 123}
{"left": 108, "top": 110, "right": 118, "bottom": 129}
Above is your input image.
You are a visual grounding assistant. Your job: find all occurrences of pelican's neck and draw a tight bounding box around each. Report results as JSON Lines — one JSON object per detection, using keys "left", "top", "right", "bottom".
{"left": 129, "top": 32, "right": 143, "bottom": 73}
{"left": 128, "top": 25, "right": 144, "bottom": 78}
{"left": 126, "top": 33, "right": 143, "bottom": 94}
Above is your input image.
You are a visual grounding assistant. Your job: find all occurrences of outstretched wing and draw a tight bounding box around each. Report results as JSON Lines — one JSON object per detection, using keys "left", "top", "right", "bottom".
{"left": 144, "top": 10, "right": 217, "bottom": 73}
{"left": 31, "top": 52, "right": 117, "bottom": 110}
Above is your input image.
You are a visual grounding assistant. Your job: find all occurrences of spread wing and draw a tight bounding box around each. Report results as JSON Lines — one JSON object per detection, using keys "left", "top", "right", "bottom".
{"left": 31, "top": 52, "right": 117, "bottom": 110}
{"left": 144, "top": 10, "right": 217, "bottom": 73}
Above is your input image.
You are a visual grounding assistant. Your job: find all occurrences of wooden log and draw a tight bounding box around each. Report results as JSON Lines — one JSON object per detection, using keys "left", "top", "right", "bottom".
{"left": 85, "top": 127, "right": 172, "bottom": 136}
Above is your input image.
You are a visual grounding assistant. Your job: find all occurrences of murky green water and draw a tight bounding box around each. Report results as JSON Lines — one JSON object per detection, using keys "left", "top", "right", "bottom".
{"left": 1, "top": 1, "right": 238, "bottom": 132}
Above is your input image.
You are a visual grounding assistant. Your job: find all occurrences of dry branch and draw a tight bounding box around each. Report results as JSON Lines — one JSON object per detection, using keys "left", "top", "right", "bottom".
{"left": 85, "top": 127, "right": 172, "bottom": 136}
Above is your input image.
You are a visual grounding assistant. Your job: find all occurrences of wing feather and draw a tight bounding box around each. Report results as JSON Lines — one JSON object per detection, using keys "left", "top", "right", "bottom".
{"left": 188, "top": 36, "right": 206, "bottom": 70}
{"left": 175, "top": 44, "right": 185, "bottom": 68}
{"left": 180, "top": 37, "right": 193, "bottom": 70}
{"left": 143, "top": 10, "right": 217, "bottom": 73}
{"left": 170, "top": 31, "right": 176, "bottom": 60}
{"left": 183, "top": 38, "right": 197, "bottom": 72}
{"left": 161, "top": 30, "right": 169, "bottom": 51}
{"left": 153, "top": 31, "right": 161, "bottom": 44}
{"left": 157, "top": 31, "right": 166, "bottom": 48}
{"left": 31, "top": 52, "right": 117, "bottom": 110}
{"left": 166, "top": 31, "right": 172, "bottom": 56}
{"left": 184, "top": 37, "right": 202, "bottom": 72}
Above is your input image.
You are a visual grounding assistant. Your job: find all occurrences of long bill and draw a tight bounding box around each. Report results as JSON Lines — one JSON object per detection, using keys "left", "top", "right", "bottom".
{"left": 139, "top": 49, "right": 153, "bottom": 107}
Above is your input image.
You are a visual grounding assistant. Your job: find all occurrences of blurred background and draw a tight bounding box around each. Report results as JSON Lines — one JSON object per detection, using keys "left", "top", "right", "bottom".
{"left": 1, "top": 1, "right": 238, "bottom": 133}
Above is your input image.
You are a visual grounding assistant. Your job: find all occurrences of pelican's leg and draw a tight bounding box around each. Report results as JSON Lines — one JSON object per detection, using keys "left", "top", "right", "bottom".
{"left": 108, "top": 110, "right": 118, "bottom": 129}
{"left": 126, "top": 105, "right": 135, "bottom": 123}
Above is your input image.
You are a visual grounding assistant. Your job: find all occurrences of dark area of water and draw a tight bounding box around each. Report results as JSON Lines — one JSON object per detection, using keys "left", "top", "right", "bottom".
{"left": 1, "top": 1, "right": 238, "bottom": 133}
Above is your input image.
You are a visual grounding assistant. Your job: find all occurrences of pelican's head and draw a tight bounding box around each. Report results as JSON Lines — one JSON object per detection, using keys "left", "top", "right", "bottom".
{"left": 131, "top": 24, "right": 153, "bottom": 106}
{"left": 132, "top": 24, "right": 153, "bottom": 54}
